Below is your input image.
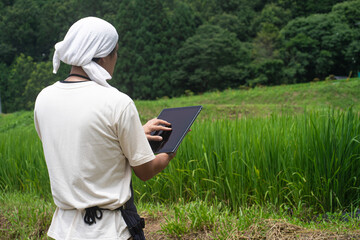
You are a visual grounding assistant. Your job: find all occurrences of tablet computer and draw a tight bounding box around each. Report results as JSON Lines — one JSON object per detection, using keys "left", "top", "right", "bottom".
{"left": 149, "top": 105, "right": 202, "bottom": 153}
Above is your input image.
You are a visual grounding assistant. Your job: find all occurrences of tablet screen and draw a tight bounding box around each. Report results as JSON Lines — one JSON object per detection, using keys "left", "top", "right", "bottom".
{"left": 149, "top": 105, "right": 202, "bottom": 153}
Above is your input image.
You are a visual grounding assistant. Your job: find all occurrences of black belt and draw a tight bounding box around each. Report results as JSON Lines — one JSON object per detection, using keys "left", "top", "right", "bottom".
{"left": 84, "top": 181, "right": 146, "bottom": 240}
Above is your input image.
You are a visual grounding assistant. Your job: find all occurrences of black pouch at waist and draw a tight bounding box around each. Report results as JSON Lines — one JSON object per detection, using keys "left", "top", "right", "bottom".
{"left": 120, "top": 181, "right": 146, "bottom": 240}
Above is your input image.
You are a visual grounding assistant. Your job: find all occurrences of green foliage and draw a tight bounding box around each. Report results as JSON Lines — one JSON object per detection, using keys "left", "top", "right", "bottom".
{"left": 250, "top": 21, "right": 285, "bottom": 85}
{"left": 0, "top": 0, "right": 40, "bottom": 64}
{"left": 2, "top": 56, "right": 66, "bottom": 113}
{"left": 173, "top": 24, "right": 250, "bottom": 93}
{"left": 134, "top": 109, "right": 360, "bottom": 214}
{"left": 37, "top": 0, "right": 79, "bottom": 58}
{"left": 23, "top": 61, "right": 56, "bottom": 110}
{"left": 0, "top": 192, "right": 54, "bottom": 239}
{"left": 135, "top": 78, "right": 360, "bottom": 122}
{"left": 280, "top": 13, "right": 353, "bottom": 82}
{"left": 162, "top": 200, "right": 218, "bottom": 237}
{"left": 0, "top": 0, "right": 359, "bottom": 112}
{"left": 0, "top": 0, "right": 118, "bottom": 64}
{"left": 1, "top": 193, "right": 360, "bottom": 239}
{"left": 3, "top": 107, "right": 360, "bottom": 214}
{"left": 0, "top": 111, "right": 34, "bottom": 133}
{"left": 1, "top": 78, "right": 360, "bottom": 219}
{"left": 183, "top": 0, "right": 220, "bottom": 22}
{"left": 209, "top": 13, "right": 251, "bottom": 41}
{"left": 113, "top": 0, "right": 198, "bottom": 99}
{"left": 0, "top": 62, "right": 9, "bottom": 113}
{"left": 331, "top": 0, "right": 360, "bottom": 72}
{"left": 253, "top": 23, "right": 281, "bottom": 61}
{"left": 331, "top": 0, "right": 360, "bottom": 28}
{"left": 3, "top": 54, "right": 35, "bottom": 113}
{"left": 249, "top": 59, "right": 285, "bottom": 86}
{"left": 0, "top": 113, "right": 51, "bottom": 199}
{"left": 277, "top": 0, "right": 346, "bottom": 17}
{"left": 252, "top": 3, "right": 292, "bottom": 34}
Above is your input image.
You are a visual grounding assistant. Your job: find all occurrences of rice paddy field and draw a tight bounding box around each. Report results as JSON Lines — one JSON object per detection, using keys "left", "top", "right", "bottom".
{"left": 1, "top": 78, "right": 360, "bottom": 239}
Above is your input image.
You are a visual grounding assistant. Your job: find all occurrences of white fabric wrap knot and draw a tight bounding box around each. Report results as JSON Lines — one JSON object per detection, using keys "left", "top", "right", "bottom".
{"left": 52, "top": 17, "right": 118, "bottom": 88}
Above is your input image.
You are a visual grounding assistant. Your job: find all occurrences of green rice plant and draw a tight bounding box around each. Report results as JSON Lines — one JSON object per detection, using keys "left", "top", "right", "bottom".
{"left": 134, "top": 108, "right": 360, "bottom": 214}
{"left": 0, "top": 120, "right": 51, "bottom": 199}
{"left": 1, "top": 108, "right": 360, "bottom": 215}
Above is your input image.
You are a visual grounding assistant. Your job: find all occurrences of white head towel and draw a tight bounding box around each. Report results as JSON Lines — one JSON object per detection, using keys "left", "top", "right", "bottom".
{"left": 52, "top": 17, "right": 118, "bottom": 88}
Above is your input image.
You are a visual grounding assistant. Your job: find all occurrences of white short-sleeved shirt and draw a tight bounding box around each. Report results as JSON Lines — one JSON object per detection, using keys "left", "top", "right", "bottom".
{"left": 34, "top": 81, "right": 155, "bottom": 240}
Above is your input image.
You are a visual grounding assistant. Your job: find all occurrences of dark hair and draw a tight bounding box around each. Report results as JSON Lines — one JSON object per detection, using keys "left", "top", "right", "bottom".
{"left": 92, "top": 45, "right": 117, "bottom": 63}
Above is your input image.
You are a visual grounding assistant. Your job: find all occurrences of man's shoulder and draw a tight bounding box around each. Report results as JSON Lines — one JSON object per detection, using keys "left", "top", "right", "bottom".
{"left": 96, "top": 85, "right": 132, "bottom": 102}
{"left": 36, "top": 82, "right": 58, "bottom": 98}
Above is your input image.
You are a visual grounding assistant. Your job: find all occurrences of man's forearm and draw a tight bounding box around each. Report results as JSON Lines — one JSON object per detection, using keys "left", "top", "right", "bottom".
{"left": 132, "top": 153, "right": 174, "bottom": 181}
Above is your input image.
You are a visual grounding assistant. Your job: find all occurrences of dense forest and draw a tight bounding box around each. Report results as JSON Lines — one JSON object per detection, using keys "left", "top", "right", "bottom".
{"left": 1, "top": 0, "right": 360, "bottom": 113}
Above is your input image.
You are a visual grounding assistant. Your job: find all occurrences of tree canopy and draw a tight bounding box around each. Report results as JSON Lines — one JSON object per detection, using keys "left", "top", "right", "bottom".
{"left": 0, "top": 0, "right": 358, "bottom": 113}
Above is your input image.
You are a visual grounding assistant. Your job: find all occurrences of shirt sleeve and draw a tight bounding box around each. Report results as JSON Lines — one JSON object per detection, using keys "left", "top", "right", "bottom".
{"left": 117, "top": 101, "right": 155, "bottom": 167}
{"left": 33, "top": 105, "right": 42, "bottom": 141}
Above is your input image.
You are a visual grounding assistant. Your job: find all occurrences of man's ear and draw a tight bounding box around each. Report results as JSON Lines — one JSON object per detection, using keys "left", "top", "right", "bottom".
{"left": 97, "top": 57, "right": 105, "bottom": 65}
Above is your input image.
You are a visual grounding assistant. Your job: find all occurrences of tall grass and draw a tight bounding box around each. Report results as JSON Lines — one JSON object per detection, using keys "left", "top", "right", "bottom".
{"left": 0, "top": 112, "right": 51, "bottom": 199}
{"left": 1, "top": 109, "right": 359, "bottom": 213}
{"left": 134, "top": 109, "right": 360, "bottom": 213}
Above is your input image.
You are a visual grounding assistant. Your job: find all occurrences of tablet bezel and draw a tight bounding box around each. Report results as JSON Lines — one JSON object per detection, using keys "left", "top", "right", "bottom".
{"left": 149, "top": 105, "right": 202, "bottom": 153}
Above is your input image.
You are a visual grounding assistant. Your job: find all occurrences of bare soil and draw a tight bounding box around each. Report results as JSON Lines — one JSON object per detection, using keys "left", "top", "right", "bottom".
{"left": 143, "top": 215, "right": 360, "bottom": 240}
{"left": 0, "top": 215, "right": 10, "bottom": 231}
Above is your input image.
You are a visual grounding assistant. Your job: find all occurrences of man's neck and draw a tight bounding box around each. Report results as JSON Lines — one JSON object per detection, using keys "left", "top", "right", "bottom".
{"left": 66, "top": 66, "right": 90, "bottom": 82}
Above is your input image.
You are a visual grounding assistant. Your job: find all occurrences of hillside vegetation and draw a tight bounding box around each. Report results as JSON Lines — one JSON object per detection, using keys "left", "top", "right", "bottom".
{"left": 2, "top": 0, "right": 360, "bottom": 113}
{"left": 136, "top": 77, "right": 360, "bottom": 121}
{"left": 1, "top": 77, "right": 359, "bottom": 127}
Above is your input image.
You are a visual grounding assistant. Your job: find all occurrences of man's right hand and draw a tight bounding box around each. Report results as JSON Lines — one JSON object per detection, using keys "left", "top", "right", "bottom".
{"left": 143, "top": 118, "right": 172, "bottom": 141}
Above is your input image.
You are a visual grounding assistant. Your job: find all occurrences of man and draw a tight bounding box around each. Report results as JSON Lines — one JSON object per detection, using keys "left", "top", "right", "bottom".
{"left": 34, "top": 17, "right": 175, "bottom": 240}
